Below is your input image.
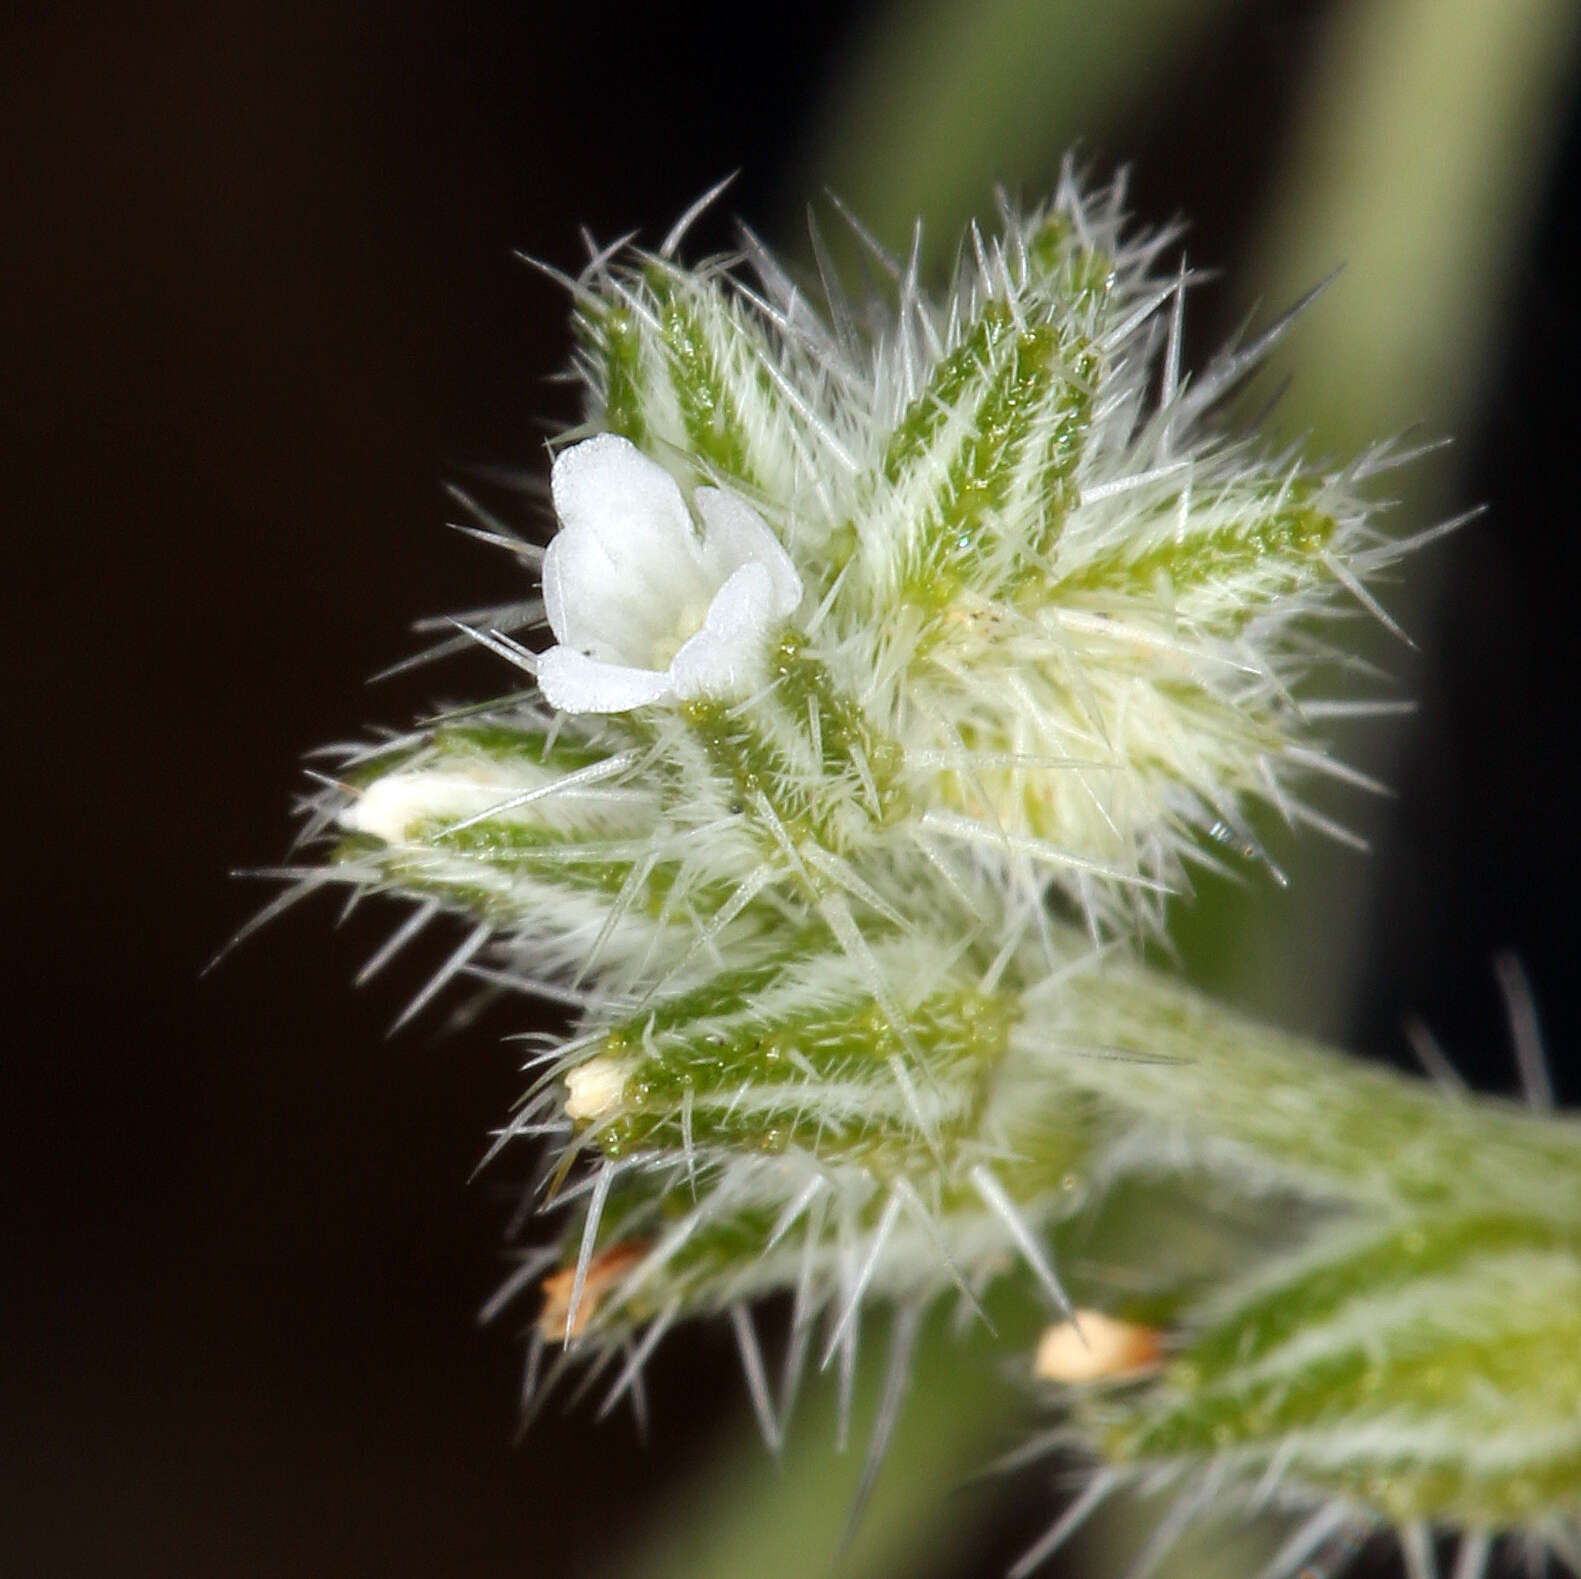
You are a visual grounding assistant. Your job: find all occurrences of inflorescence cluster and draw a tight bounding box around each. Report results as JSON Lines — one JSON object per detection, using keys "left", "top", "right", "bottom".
{"left": 283, "top": 168, "right": 1581, "bottom": 1579}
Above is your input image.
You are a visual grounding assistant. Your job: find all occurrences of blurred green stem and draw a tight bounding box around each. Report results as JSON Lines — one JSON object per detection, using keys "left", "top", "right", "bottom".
{"left": 606, "top": 1304, "right": 1033, "bottom": 1579}
{"left": 798, "top": 0, "right": 1238, "bottom": 264}
{"left": 1207, "top": 0, "right": 1581, "bottom": 1033}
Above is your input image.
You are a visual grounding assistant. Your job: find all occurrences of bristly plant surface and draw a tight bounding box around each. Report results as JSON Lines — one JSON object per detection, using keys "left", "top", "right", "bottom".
{"left": 280, "top": 167, "right": 1581, "bottom": 1579}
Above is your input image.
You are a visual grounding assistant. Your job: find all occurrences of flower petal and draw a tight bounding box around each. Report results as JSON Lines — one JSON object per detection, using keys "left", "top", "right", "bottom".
{"left": 542, "top": 526, "right": 659, "bottom": 663}
{"left": 547, "top": 436, "right": 714, "bottom": 656}
{"left": 694, "top": 486, "right": 804, "bottom": 617}
{"left": 668, "top": 561, "right": 779, "bottom": 699}
{"left": 536, "top": 645, "right": 674, "bottom": 714}
{"left": 539, "top": 533, "right": 575, "bottom": 655}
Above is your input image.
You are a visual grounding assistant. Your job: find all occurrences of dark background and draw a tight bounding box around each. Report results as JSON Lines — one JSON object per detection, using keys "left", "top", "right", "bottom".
{"left": 5, "top": 2, "right": 1578, "bottom": 1574}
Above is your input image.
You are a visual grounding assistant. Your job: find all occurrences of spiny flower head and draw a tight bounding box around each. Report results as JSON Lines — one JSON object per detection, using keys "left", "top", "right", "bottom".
{"left": 1017, "top": 1207, "right": 1581, "bottom": 1579}
{"left": 1016, "top": 965, "right": 1581, "bottom": 1579}
{"left": 295, "top": 167, "right": 1431, "bottom": 1461}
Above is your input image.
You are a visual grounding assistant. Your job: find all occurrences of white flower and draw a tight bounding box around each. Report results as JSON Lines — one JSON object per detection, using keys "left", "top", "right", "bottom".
{"left": 535, "top": 435, "right": 803, "bottom": 713}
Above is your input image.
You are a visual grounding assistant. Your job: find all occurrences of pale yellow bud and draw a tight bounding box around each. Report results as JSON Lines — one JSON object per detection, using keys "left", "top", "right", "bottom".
{"left": 1033, "top": 1310, "right": 1162, "bottom": 1383}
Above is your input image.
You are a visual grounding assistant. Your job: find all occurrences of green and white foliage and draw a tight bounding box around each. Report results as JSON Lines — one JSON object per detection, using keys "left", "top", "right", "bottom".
{"left": 291, "top": 168, "right": 1579, "bottom": 1577}
{"left": 1020, "top": 962, "right": 1581, "bottom": 1579}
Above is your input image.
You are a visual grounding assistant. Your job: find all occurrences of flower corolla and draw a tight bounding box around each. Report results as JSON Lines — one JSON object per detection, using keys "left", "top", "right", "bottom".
{"left": 535, "top": 434, "right": 802, "bottom": 713}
